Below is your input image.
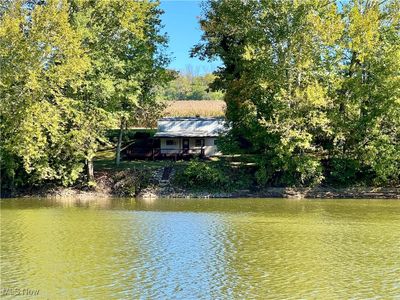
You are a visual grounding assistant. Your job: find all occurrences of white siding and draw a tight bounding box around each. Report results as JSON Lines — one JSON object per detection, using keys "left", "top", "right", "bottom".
{"left": 204, "top": 137, "right": 221, "bottom": 156}
{"left": 160, "top": 138, "right": 181, "bottom": 154}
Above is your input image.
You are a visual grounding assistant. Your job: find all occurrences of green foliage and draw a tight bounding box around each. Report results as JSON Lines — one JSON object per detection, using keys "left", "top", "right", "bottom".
{"left": 255, "top": 165, "right": 269, "bottom": 186}
{"left": 0, "top": 0, "right": 170, "bottom": 192}
{"left": 68, "top": 0, "right": 171, "bottom": 123}
{"left": 105, "top": 129, "right": 156, "bottom": 144}
{"left": 329, "top": 158, "right": 360, "bottom": 186}
{"left": 174, "top": 159, "right": 253, "bottom": 191}
{"left": 193, "top": 0, "right": 400, "bottom": 187}
{"left": 112, "top": 169, "right": 151, "bottom": 197}
{"left": 174, "top": 159, "right": 228, "bottom": 189}
{"left": 0, "top": 0, "right": 93, "bottom": 188}
{"left": 87, "top": 180, "right": 97, "bottom": 189}
{"left": 254, "top": 155, "right": 323, "bottom": 187}
{"left": 158, "top": 72, "right": 224, "bottom": 100}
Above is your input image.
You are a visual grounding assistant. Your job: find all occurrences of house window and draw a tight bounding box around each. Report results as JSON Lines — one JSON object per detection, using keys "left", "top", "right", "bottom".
{"left": 166, "top": 139, "right": 176, "bottom": 146}
{"left": 195, "top": 139, "right": 204, "bottom": 147}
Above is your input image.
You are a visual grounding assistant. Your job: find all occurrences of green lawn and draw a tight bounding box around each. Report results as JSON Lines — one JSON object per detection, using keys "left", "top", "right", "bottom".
{"left": 94, "top": 149, "right": 190, "bottom": 171}
{"left": 94, "top": 147, "right": 256, "bottom": 172}
{"left": 94, "top": 159, "right": 184, "bottom": 171}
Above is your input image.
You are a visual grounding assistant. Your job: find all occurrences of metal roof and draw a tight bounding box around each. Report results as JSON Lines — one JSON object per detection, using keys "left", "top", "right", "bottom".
{"left": 154, "top": 117, "right": 227, "bottom": 138}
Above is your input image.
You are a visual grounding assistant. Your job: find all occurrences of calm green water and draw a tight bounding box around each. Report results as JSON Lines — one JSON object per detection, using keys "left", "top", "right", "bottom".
{"left": 1, "top": 198, "right": 399, "bottom": 299}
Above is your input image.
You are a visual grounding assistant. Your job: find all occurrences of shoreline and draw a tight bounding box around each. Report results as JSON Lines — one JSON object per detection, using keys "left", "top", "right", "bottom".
{"left": 3, "top": 169, "right": 399, "bottom": 200}
{"left": 146, "top": 186, "right": 400, "bottom": 200}
{"left": 4, "top": 186, "right": 399, "bottom": 200}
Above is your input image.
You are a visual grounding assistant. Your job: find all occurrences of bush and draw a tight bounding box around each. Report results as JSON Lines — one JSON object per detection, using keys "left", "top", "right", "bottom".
{"left": 254, "top": 155, "right": 323, "bottom": 187}
{"left": 112, "top": 169, "right": 151, "bottom": 197}
{"left": 174, "top": 159, "right": 228, "bottom": 190}
{"left": 174, "top": 158, "right": 256, "bottom": 191}
{"left": 326, "top": 157, "right": 362, "bottom": 186}
{"left": 292, "top": 156, "right": 324, "bottom": 187}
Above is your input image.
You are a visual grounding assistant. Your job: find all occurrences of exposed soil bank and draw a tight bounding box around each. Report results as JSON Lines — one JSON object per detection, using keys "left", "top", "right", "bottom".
{"left": 4, "top": 168, "right": 399, "bottom": 200}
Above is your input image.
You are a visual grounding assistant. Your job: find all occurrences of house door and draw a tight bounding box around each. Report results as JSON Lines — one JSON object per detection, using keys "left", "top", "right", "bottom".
{"left": 182, "top": 139, "right": 189, "bottom": 154}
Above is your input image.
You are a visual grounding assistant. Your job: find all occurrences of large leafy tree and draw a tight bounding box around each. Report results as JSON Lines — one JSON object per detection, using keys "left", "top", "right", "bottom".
{"left": 68, "top": 0, "right": 171, "bottom": 166}
{"left": 330, "top": 1, "right": 400, "bottom": 185}
{"left": 194, "top": 0, "right": 343, "bottom": 186}
{"left": 193, "top": 0, "right": 399, "bottom": 186}
{"left": 0, "top": 0, "right": 93, "bottom": 189}
{"left": 0, "top": 0, "right": 171, "bottom": 191}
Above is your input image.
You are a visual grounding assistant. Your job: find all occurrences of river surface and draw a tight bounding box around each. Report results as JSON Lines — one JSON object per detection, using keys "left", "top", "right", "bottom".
{"left": 1, "top": 198, "right": 399, "bottom": 299}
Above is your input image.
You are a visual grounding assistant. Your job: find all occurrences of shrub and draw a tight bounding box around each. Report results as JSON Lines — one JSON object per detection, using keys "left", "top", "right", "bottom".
{"left": 112, "top": 169, "right": 151, "bottom": 196}
{"left": 254, "top": 154, "right": 324, "bottom": 187}
{"left": 174, "top": 159, "right": 228, "bottom": 190}
{"left": 328, "top": 157, "right": 359, "bottom": 186}
{"left": 174, "top": 159, "right": 255, "bottom": 191}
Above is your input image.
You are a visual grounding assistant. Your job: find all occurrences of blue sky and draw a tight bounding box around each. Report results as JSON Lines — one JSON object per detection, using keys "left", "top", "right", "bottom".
{"left": 160, "top": 0, "right": 221, "bottom": 75}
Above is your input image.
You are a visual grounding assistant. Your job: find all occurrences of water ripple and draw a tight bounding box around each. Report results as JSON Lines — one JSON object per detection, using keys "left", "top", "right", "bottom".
{"left": 1, "top": 198, "right": 399, "bottom": 299}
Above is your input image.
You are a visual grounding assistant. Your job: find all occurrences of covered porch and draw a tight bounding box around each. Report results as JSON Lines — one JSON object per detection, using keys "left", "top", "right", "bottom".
{"left": 158, "top": 137, "right": 217, "bottom": 158}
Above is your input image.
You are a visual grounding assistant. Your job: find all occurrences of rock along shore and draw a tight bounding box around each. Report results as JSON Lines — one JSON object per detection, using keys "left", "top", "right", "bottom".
{"left": 138, "top": 186, "right": 400, "bottom": 200}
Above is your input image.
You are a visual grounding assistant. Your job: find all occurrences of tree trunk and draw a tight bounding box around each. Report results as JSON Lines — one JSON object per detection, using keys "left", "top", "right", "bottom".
{"left": 86, "top": 157, "right": 94, "bottom": 182}
{"left": 115, "top": 118, "right": 125, "bottom": 166}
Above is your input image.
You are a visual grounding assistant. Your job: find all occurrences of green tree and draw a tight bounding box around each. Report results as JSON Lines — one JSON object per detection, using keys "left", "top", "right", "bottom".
{"left": 158, "top": 71, "right": 224, "bottom": 100}
{"left": 330, "top": 1, "right": 400, "bottom": 185}
{"left": 0, "top": 0, "right": 171, "bottom": 192}
{"left": 68, "top": 0, "right": 171, "bottom": 166}
{"left": 193, "top": 0, "right": 343, "bottom": 186}
{"left": 0, "top": 0, "right": 93, "bottom": 190}
{"left": 193, "top": 0, "right": 399, "bottom": 186}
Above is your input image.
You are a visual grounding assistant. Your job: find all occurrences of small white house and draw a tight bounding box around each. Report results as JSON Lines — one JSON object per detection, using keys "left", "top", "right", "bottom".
{"left": 154, "top": 117, "right": 226, "bottom": 157}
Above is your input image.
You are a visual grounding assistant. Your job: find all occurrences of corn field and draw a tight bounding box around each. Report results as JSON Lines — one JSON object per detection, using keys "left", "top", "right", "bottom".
{"left": 163, "top": 100, "right": 226, "bottom": 117}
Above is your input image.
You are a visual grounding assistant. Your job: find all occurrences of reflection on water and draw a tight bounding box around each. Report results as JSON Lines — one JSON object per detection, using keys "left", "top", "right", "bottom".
{"left": 1, "top": 198, "right": 400, "bottom": 299}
